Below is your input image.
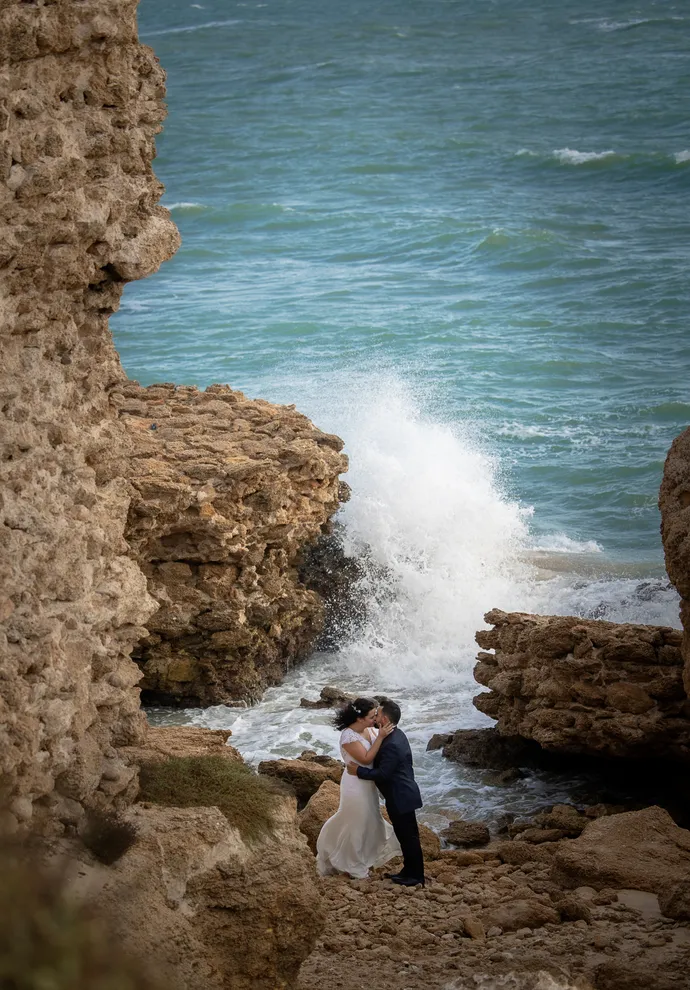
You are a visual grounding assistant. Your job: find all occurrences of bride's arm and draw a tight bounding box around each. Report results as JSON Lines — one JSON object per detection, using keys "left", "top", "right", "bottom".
{"left": 342, "top": 725, "right": 394, "bottom": 765}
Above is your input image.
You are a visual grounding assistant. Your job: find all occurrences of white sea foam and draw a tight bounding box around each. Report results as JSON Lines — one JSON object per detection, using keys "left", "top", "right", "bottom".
{"left": 164, "top": 201, "right": 208, "bottom": 211}
{"left": 530, "top": 533, "right": 603, "bottom": 554}
{"left": 141, "top": 19, "right": 240, "bottom": 38}
{"left": 328, "top": 377, "right": 533, "bottom": 688}
{"left": 675, "top": 151, "right": 690, "bottom": 164}
{"left": 553, "top": 148, "right": 616, "bottom": 165}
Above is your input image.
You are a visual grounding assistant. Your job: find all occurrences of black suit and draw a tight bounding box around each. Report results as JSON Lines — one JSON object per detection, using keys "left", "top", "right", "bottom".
{"left": 356, "top": 727, "right": 425, "bottom": 881}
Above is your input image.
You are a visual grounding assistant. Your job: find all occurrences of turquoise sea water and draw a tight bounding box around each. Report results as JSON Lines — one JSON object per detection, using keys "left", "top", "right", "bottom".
{"left": 117, "top": 1, "right": 690, "bottom": 813}
{"left": 115, "top": 0, "right": 690, "bottom": 564}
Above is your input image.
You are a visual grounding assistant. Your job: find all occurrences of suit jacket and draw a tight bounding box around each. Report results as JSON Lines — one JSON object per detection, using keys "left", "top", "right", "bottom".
{"left": 355, "top": 727, "right": 422, "bottom": 816}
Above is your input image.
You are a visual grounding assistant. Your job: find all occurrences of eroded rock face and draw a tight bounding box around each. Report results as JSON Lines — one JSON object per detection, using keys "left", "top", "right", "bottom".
{"left": 0, "top": 0, "right": 179, "bottom": 831}
{"left": 80, "top": 797, "right": 324, "bottom": 990}
{"left": 660, "top": 426, "right": 690, "bottom": 694}
{"left": 473, "top": 610, "right": 690, "bottom": 761}
{"left": 99, "top": 381, "right": 347, "bottom": 705}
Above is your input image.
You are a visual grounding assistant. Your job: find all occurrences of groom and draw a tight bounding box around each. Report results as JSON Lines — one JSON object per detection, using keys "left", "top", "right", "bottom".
{"left": 346, "top": 696, "right": 425, "bottom": 886}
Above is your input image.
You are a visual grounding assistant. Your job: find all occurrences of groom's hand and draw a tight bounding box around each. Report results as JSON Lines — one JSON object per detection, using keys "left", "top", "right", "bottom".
{"left": 346, "top": 763, "right": 359, "bottom": 775}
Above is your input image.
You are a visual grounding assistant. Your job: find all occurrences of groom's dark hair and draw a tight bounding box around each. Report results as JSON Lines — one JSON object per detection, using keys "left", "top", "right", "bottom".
{"left": 376, "top": 697, "right": 401, "bottom": 725}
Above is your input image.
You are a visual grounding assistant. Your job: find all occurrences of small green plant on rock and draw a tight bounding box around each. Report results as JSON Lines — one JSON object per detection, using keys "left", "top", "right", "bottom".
{"left": 137, "top": 755, "right": 284, "bottom": 841}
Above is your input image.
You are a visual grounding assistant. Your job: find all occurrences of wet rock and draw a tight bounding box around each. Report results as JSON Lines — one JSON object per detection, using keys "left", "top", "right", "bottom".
{"left": 441, "top": 820, "right": 491, "bottom": 847}
{"left": 300, "top": 686, "right": 355, "bottom": 709}
{"left": 441, "top": 727, "right": 547, "bottom": 771}
{"left": 427, "top": 733, "right": 453, "bottom": 752}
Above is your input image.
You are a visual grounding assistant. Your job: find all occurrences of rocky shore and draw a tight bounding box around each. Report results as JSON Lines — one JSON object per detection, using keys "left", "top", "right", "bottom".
{"left": 3, "top": 1, "right": 690, "bottom": 988}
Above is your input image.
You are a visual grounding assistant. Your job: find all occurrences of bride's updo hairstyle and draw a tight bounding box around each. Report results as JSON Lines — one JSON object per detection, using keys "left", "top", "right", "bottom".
{"left": 332, "top": 697, "right": 378, "bottom": 731}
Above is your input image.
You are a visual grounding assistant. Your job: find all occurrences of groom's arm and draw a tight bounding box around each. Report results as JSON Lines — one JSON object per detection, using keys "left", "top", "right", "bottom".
{"left": 355, "top": 739, "right": 400, "bottom": 783}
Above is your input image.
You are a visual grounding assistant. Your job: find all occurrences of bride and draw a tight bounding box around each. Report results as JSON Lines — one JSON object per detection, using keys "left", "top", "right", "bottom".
{"left": 316, "top": 697, "right": 401, "bottom": 879}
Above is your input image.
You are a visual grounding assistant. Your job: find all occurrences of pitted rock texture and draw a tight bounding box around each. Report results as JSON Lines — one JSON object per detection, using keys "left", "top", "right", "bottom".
{"left": 74, "top": 795, "right": 325, "bottom": 990}
{"left": 473, "top": 610, "right": 690, "bottom": 761}
{"left": 0, "top": 0, "right": 179, "bottom": 831}
{"left": 660, "top": 426, "right": 690, "bottom": 694}
{"left": 98, "top": 381, "right": 348, "bottom": 705}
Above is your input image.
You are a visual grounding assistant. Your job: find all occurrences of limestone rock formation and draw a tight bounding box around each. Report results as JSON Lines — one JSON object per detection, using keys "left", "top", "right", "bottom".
{"left": 99, "top": 381, "right": 347, "bottom": 705}
{"left": 0, "top": 0, "right": 179, "bottom": 832}
{"left": 660, "top": 425, "right": 690, "bottom": 693}
{"left": 473, "top": 609, "right": 690, "bottom": 761}
{"left": 259, "top": 754, "right": 343, "bottom": 804}
{"left": 78, "top": 795, "right": 324, "bottom": 990}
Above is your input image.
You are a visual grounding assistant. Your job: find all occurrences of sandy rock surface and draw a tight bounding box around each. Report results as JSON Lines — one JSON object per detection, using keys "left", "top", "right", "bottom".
{"left": 473, "top": 610, "right": 690, "bottom": 760}
{"left": 0, "top": 0, "right": 179, "bottom": 832}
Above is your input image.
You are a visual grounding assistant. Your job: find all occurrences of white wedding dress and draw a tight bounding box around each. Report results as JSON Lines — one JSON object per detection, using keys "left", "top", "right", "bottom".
{"left": 316, "top": 727, "right": 401, "bottom": 879}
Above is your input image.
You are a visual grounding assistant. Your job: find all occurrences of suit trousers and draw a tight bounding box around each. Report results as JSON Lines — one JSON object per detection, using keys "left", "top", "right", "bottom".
{"left": 387, "top": 807, "right": 425, "bottom": 880}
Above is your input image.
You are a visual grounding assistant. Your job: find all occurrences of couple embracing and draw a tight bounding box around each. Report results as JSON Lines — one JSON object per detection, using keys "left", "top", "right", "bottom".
{"left": 316, "top": 696, "right": 425, "bottom": 887}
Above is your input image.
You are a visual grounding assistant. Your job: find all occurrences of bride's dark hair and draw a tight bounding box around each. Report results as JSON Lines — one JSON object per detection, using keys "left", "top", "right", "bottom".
{"left": 332, "top": 697, "right": 378, "bottom": 731}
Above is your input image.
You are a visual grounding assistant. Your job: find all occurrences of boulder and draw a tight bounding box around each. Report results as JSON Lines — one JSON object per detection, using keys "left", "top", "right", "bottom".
{"left": 298, "top": 780, "right": 341, "bottom": 853}
{"left": 480, "top": 899, "right": 560, "bottom": 933}
{"left": 258, "top": 759, "right": 342, "bottom": 804}
{"left": 419, "top": 823, "right": 442, "bottom": 862}
{"left": 441, "top": 819, "right": 490, "bottom": 847}
{"left": 554, "top": 806, "right": 690, "bottom": 895}
{"left": 299, "top": 687, "right": 354, "bottom": 709}
{"left": 659, "top": 878, "right": 690, "bottom": 920}
{"left": 426, "top": 733, "right": 453, "bottom": 752}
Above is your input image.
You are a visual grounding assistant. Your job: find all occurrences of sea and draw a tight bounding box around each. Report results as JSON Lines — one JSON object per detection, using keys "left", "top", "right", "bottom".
{"left": 111, "top": 0, "right": 690, "bottom": 826}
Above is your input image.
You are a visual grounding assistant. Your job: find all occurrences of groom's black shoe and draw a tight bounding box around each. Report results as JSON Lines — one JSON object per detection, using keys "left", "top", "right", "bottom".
{"left": 391, "top": 876, "right": 425, "bottom": 888}
{"left": 383, "top": 872, "right": 404, "bottom": 880}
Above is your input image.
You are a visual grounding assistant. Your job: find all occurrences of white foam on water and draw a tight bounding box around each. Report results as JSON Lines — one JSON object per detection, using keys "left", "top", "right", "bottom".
{"left": 530, "top": 533, "right": 603, "bottom": 554}
{"left": 675, "top": 150, "right": 690, "bottom": 164}
{"left": 553, "top": 148, "right": 617, "bottom": 165}
{"left": 164, "top": 201, "right": 209, "bottom": 211}
{"left": 157, "top": 369, "right": 679, "bottom": 820}
{"left": 276, "top": 372, "right": 537, "bottom": 691}
{"left": 141, "top": 19, "right": 241, "bottom": 38}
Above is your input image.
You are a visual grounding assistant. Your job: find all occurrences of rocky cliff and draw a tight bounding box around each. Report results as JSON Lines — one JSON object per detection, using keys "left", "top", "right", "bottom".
{"left": 0, "top": 0, "right": 347, "bottom": 829}
{"left": 660, "top": 425, "right": 690, "bottom": 694}
{"left": 105, "top": 381, "right": 347, "bottom": 706}
{"left": 0, "top": 0, "right": 179, "bottom": 833}
{"left": 472, "top": 609, "right": 690, "bottom": 761}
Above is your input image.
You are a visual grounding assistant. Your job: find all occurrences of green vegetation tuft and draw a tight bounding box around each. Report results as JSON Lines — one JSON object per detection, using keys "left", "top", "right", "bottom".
{"left": 0, "top": 847, "right": 163, "bottom": 990}
{"left": 137, "top": 755, "right": 283, "bottom": 841}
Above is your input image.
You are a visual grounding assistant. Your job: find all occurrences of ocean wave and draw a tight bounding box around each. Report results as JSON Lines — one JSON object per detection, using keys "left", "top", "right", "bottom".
{"left": 141, "top": 18, "right": 241, "bottom": 38}
{"left": 570, "top": 16, "right": 687, "bottom": 32}
{"left": 554, "top": 148, "right": 617, "bottom": 165}
{"left": 529, "top": 534, "right": 603, "bottom": 555}
{"left": 164, "top": 201, "right": 209, "bottom": 212}
{"left": 515, "top": 148, "right": 690, "bottom": 168}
